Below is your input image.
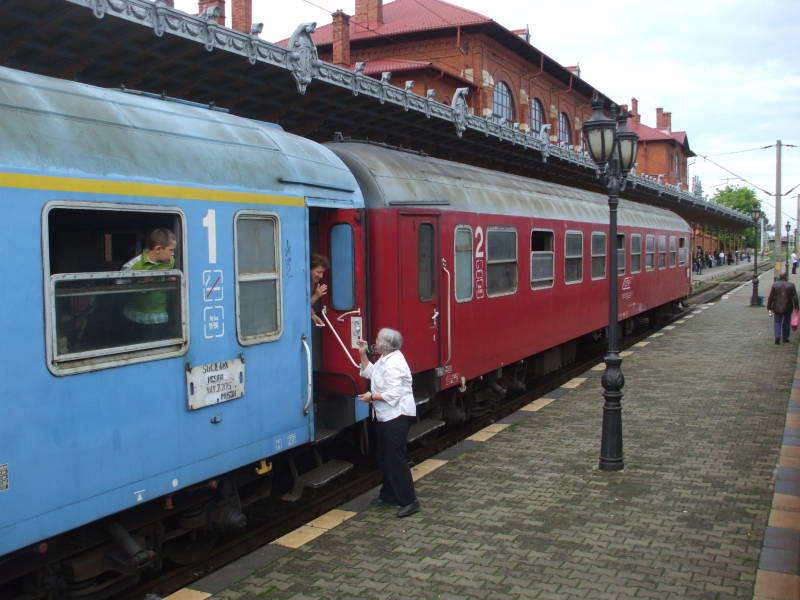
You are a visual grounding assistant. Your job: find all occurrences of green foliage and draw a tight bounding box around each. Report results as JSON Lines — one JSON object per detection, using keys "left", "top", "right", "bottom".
{"left": 711, "top": 186, "right": 761, "bottom": 248}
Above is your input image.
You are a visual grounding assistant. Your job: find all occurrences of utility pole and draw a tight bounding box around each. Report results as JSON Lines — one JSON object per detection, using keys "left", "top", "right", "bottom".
{"left": 776, "top": 140, "right": 782, "bottom": 262}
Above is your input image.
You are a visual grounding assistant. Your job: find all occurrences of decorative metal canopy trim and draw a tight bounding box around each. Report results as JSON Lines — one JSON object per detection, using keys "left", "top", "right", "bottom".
{"left": 59, "top": 0, "right": 750, "bottom": 226}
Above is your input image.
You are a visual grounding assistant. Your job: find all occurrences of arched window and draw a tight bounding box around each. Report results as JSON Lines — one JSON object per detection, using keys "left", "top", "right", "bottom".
{"left": 530, "top": 98, "right": 544, "bottom": 134}
{"left": 491, "top": 81, "right": 515, "bottom": 127}
{"left": 558, "top": 112, "right": 571, "bottom": 145}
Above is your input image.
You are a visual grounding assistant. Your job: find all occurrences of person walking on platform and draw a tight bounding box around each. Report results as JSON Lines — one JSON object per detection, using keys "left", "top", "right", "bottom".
{"left": 792, "top": 251, "right": 798, "bottom": 275}
{"left": 767, "top": 272, "right": 799, "bottom": 344}
{"left": 357, "top": 328, "right": 420, "bottom": 518}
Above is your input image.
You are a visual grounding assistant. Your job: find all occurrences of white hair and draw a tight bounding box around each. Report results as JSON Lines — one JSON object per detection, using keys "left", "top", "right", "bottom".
{"left": 376, "top": 328, "right": 403, "bottom": 353}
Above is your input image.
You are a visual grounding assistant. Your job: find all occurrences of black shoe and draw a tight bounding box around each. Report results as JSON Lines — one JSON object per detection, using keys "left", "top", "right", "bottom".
{"left": 371, "top": 496, "right": 395, "bottom": 506}
{"left": 396, "top": 500, "right": 420, "bottom": 518}
{"left": 784, "top": 339, "right": 791, "bottom": 343}
{"left": 776, "top": 339, "right": 781, "bottom": 344}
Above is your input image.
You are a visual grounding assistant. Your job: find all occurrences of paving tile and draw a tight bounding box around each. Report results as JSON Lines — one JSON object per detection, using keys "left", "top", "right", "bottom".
{"left": 411, "top": 459, "right": 447, "bottom": 481}
{"left": 164, "top": 590, "right": 211, "bottom": 600}
{"left": 754, "top": 570, "right": 800, "bottom": 599}
{"left": 520, "top": 398, "right": 555, "bottom": 412}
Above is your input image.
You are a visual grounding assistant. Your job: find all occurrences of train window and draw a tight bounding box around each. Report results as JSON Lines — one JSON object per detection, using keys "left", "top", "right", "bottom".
{"left": 591, "top": 232, "right": 607, "bottom": 280}
{"left": 487, "top": 227, "right": 518, "bottom": 296}
{"left": 531, "top": 230, "right": 554, "bottom": 289}
{"left": 645, "top": 235, "right": 655, "bottom": 271}
{"left": 418, "top": 223, "right": 435, "bottom": 302}
{"left": 564, "top": 231, "right": 583, "bottom": 284}
{"left": 631, "top": 234, "right": 642, "bottom": 273}
{"left": 330, "top": 223, "right": 355, "bottom": 311}
{"left": 44, "top": 203, "right": 187, "bottom": 375}
{"left": 669, "top": 236, "right": 677, "bottom": 267}
{"left": 658, "top": 235, "right": 667, "bottom": 269}
{"left": 617, "top": 234, "right": 626, "bottom": 276}
{"left": 678, "top": 237, "right": 688, "bottom": 265}
{"left": 455, "top": 226, "right": 474, "bottom": 301}
{"left": 235, "top": 213, "right": 282, "bottom": 344}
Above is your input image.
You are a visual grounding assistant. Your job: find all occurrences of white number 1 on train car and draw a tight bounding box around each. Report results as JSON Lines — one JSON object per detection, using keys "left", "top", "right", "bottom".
{"left": 202, "top": 209, "right": 217, "bottom": 264}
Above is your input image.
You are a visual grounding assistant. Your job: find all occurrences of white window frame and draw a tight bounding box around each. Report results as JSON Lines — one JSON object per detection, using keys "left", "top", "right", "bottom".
{"left": 530, "top": 228, "right": 555, "bottom": 290}
{"left": 486, "top": 226, "right": 518, "bottom": 298}
{"left": 630, "top": 233, "right": 642, "bottom": 274}
{"left": 43, "top": 200, "right": 188, "bottom": 376}
{"left": 454, "top": 225, "right": 474, "bottom": 303}
{"left": 564, "top": 230, "right": 583, "bottom": 285}
{"left": 616, "top": 233, "right": 626, "bottom": 277}
{"left": 678, "top": 237, "right": 688, "bottom": 266}
{"left": 235, "top": 210, "right": 283, "bottom": 345}
{"left": 591, "top": 231, "right": 607, "bottom": 281}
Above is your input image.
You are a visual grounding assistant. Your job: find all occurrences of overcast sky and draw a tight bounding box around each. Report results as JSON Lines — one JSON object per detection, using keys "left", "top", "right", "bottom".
{"left": 174, "top": 0, "right": 800, "bottom": 227}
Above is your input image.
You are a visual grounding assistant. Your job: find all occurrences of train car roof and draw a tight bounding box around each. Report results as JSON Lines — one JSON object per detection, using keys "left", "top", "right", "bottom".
{"left": 0, "top": 67, "right": 361, "bottom": 207}
{"left": 327, "top": 141, "right": 690, "bottom": 231}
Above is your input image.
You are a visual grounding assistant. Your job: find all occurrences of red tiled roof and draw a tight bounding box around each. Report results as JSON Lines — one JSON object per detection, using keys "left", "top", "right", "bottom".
{"left": 631, "top": 121, "right": 695, "bottom": 156}
{"left": 310, "top": 0, "right": 493, "bottom": 46}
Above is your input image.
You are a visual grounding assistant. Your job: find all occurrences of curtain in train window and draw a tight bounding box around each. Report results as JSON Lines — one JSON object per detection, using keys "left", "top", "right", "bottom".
{"left": 531, "top": 230, "right": 554, "bottom": 289}
{"left": 330, "top": 223, "right": 355, "bottom": 311}
{"left": 631, "top": 234, "right": 642, "bottom": 273}
{"left": 236, "top": 213, "right": 281, "bottom": 343}
{"left": 645, "top": 235, "right": 655, "bottom": 271}
{"left": 565, "top": 231, "right": 583, "bottom": 283}
{"left": 487, "top": 227, "right": 518, "bottom": 296}
{"left": 591, "top": 232, "right": 606, "bottom": 279}
{"left": 46, "top": 204, "right": 187, "bottom": 374}
{"left": 455, "top": 226, "right": 473, "bottom": 301}
{"left": 418, "top": 223, "right": 435, "bottom": 302}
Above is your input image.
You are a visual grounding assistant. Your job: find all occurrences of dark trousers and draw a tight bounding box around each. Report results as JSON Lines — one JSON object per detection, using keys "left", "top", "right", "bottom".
{"left": 376, "top": 416, "right": 416, "bottom": 506}
{"left": 774, "top": 312, "right": 792, "bottom": 341}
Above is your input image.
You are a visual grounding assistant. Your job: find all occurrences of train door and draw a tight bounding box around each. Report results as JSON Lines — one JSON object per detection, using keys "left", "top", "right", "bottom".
{"left": 399, "top": 213, "right": 440, "bottom": 373}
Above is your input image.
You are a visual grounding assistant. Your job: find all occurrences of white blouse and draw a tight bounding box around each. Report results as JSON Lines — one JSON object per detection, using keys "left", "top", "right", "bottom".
{"left": 359, "top": 350, "right": 417, "bottom": 422}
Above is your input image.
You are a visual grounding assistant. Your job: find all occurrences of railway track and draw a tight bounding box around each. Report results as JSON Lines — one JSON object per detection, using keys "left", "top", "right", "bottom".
{"left": 124, "top": 267, "right": 768, "bottom": 600}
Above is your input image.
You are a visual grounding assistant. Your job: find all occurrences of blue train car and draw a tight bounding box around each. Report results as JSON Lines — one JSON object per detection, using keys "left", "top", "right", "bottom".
{"left": 0, "top": 66, "right": 365, "bottom": 594}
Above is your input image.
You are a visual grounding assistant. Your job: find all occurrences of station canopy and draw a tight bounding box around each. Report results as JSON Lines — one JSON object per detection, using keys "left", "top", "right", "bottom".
{"left": 0, "top": 0, "right": 750, "bottom": 228}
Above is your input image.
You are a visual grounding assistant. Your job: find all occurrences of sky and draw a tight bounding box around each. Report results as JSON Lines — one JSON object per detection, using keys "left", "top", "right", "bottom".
{"left": 173, "top": 0, "right": 800, "bottom": 228}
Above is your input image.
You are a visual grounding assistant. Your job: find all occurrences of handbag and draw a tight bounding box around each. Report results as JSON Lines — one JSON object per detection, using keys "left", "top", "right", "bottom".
{"left": 792, "top": 310, "right": 799, "bottom": 331}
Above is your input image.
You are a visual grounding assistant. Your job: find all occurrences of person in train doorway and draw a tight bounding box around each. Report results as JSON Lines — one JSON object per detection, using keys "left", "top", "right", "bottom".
{"left": 310, "top": 253, "right": 329, "bottom": 327}
{"left": 767, "top": 272, "right": 799, "bottom": 344}
{"left": 121, "top": 228, "right": 177, "bottom": 343}
{"left": 357, "top": 328, "right": 420, "bottom": 518}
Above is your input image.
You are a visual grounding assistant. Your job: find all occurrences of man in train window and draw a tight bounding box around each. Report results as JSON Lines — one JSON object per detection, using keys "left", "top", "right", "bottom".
{"left": 121, "top": 228, "right": 178, "bottom": 343}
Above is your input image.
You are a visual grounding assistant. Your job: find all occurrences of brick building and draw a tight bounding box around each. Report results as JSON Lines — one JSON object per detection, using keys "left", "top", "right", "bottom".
{"left": 192, "top": 0, "right": 697, "bottom": 193}
{"left": 628, "top": 98, "right": 695, "bottom": 190}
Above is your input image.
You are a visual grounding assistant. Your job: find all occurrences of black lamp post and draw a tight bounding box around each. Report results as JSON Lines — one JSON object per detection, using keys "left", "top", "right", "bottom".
{"left": 786, "top": 221, "right": 791, "bottom": 275}
{"left": 583, "top": 96, "right": 639, "bottom": 472}
{"left": 750, "top": 208, "right": 761, "bottom": 306}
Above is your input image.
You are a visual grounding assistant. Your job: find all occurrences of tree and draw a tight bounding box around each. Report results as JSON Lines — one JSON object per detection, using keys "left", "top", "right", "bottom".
{"left": 711, "top": 186, "right": 761, "bottom": 248}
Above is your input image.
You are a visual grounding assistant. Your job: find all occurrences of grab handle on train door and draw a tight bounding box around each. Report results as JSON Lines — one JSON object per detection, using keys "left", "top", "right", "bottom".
{"left": 301, "top": 334, "right": 312, "bottom": 416}
{"left": 441, "top": 258, "right": 452, "bottom": 365}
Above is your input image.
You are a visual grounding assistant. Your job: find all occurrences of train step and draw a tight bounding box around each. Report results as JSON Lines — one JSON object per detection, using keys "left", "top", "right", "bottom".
{"left": 313, "top": 427, "right": 338, "bottom": 444}
{"left": 407, "top": 418, "right": 445, "bottom": 443}
{"left": 282, "top": 451, "right": 353, "bottom": 502}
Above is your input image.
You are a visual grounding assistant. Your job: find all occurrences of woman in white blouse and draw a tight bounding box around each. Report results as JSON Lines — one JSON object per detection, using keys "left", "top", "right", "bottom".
{"left": 357, "top": 328, "right": 419, "bottom": 518}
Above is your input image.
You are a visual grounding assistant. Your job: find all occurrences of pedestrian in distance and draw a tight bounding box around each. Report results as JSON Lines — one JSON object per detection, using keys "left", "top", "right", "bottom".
{"left": 767, "top": 272, "right": 799, "bottom": 344}
{"left": 357, "top": 328, "right": 420, "bottom": 518}
{"left": 792, "top": 250, "right": 798, "bottom": 275}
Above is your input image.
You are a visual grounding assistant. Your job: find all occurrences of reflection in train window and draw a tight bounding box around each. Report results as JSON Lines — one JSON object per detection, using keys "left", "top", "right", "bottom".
{"left": 564, "top": 231, "right": 583, "bottom": 284}
{"left": 531, "top": 229, "right": 554, "bottom": 289}
{"left": 418, "top": 223, "right": 435, "bottom": 302}
{"left": 487, "top": 227, "right": 518, "bottom": 296}
{"left": 631, "top": 234, "right": 642, "bottom": 274}
{"left": 591, "top": 232, "right": 606, "bottom": 280}
{"left": 45, "top": 203, "right": 187, "bottom": 374}
{"left": 658, "top": 235, "right": 667, "bottom": 269}
{"left": 669, "top": 236, "right": 677, "bottom": 267}
{"left": 617, "top": 234, "right": 626, "bottom": 276}
{"left": 645, "top": 234, "right": 655, "bottom": 271}
{"left": 455, "top": 226, "right": 473, "bottom": 302}
{"left": 678, "top": 237, "right": 688, "bottom": 265}
{"left": 236, "top": 212, "right": 282, "bottom": 344}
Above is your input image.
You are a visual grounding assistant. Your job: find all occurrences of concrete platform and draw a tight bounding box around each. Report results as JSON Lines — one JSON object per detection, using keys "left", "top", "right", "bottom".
{"left": 172, "top": 268, "right": 800, "bottom": 600}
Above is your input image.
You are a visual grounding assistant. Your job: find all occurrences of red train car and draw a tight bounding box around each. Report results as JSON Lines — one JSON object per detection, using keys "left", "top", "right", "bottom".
{"left": 314, "top": 142, "right": 690, "bottom": 432}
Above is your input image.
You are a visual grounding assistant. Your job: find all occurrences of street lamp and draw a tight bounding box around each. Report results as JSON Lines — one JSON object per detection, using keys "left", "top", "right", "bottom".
{"left": 750, "top": 208, "right": 761, "bottom": 306}
{"left": 583, "top": 96, "right": 638, "bottom": 472}
{"left": 786, "top": 221, "right": 791, "bottom": 275}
